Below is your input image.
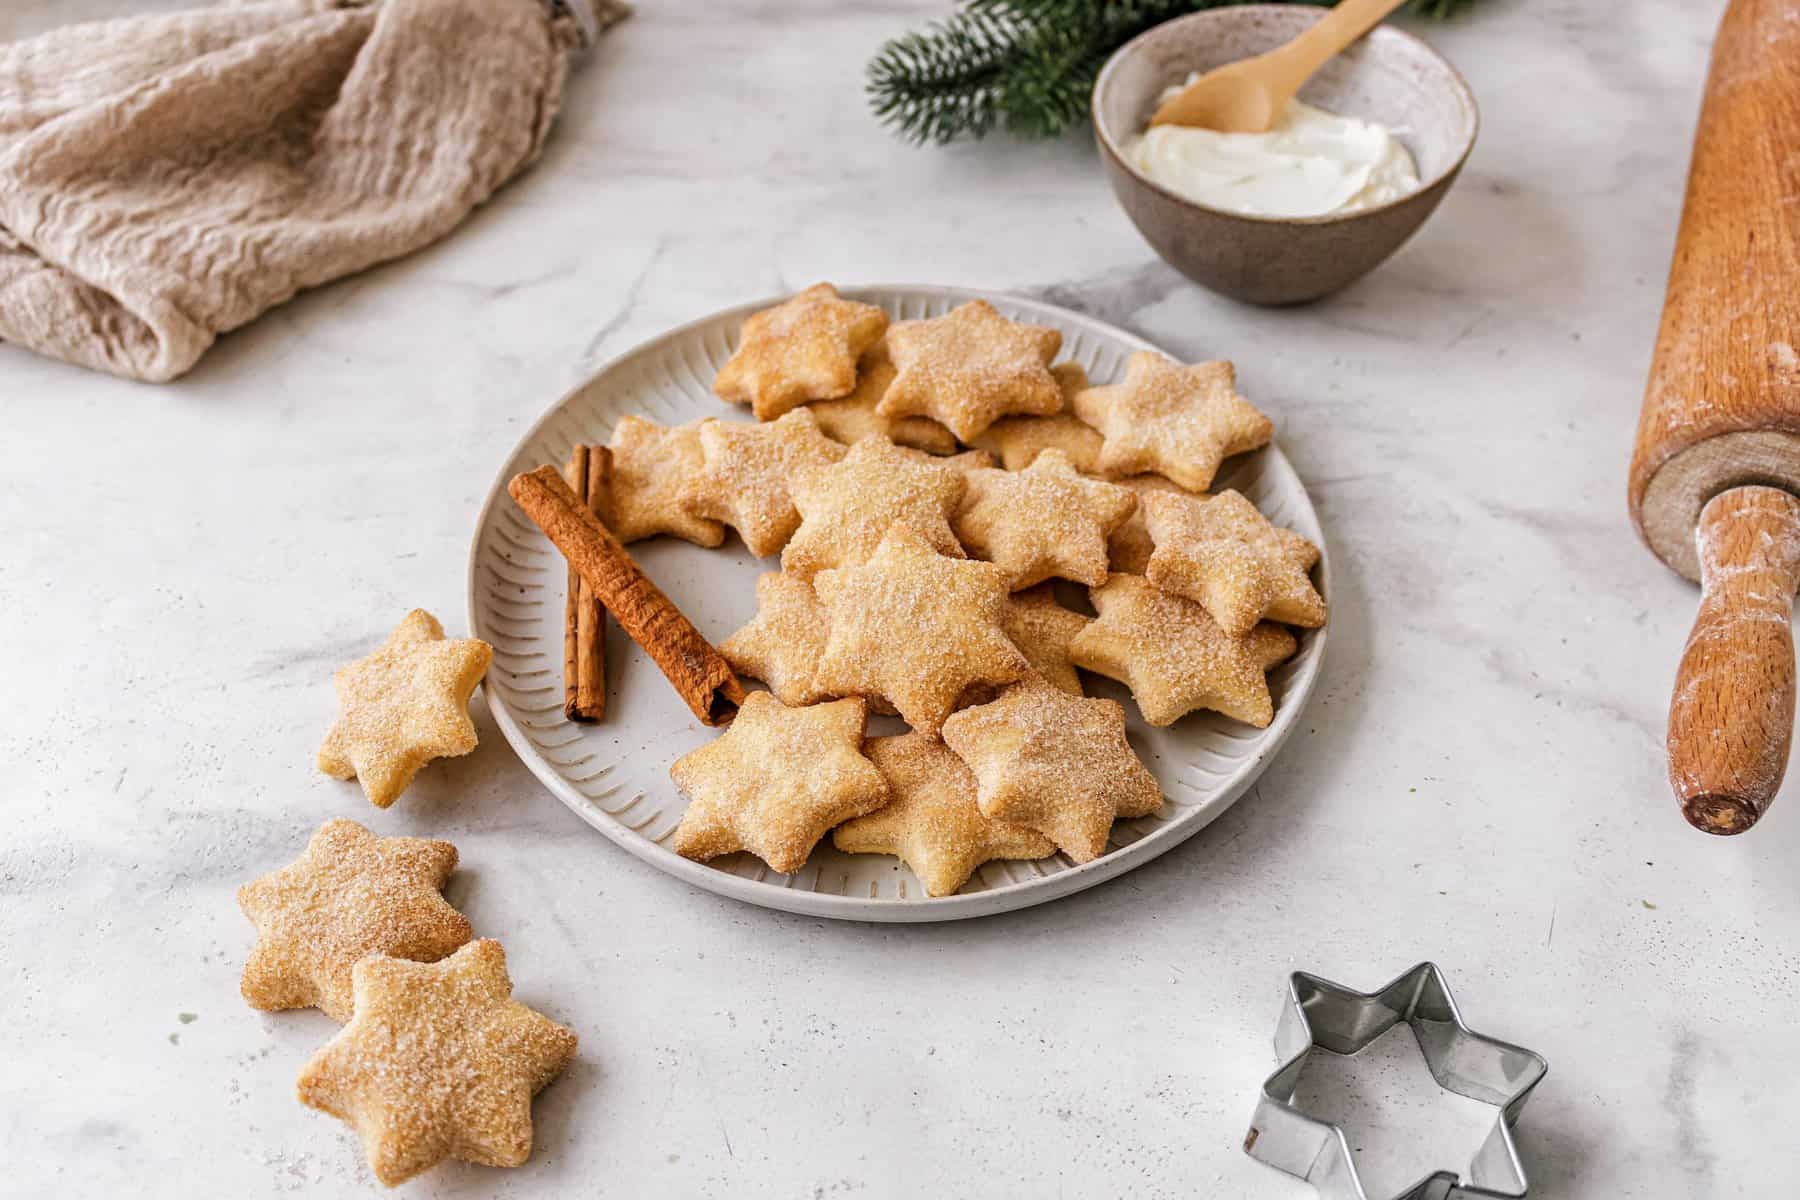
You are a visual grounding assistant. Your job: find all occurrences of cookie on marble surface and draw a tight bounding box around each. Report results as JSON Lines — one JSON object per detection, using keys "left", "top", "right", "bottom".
{"left": 296, "top": 939, "right": 576, "bottom": 1187}
{"left": 669, "top": 692, "right": 887, "bottom": 874}
{"left": 1071, "top": 573, "right": 1296, "bottom": 728}
{"left": 812, "top": 525, "right": 1027, "bottom": 734}
{"left": 683, "top": 409, "right": 846, "bottom": 557}
{"left": 941, "top": 681, "right": 1162, "bottom": 864}
{"left": 782, "top": 433, "right": 967, "bottom": 578}
{"left": 238, "top": 819, "right": 472, "bottom": 1024}
{"left": 604, "top": 414, "right": 726, "bottom": 546}
{"left": 878, "top": 300, "right": 1063, "bottom": 441}
{"left": 1107, "top": 474, "right": 1201, "bottom": 575}
{"left": 1144, "top": 488, "right": 1325, "bottom": 636}
{"left": 317, "top": 610, "right": 492, "bottom": 809}
{"left": 807, "top": 341, "right": 959, "bottom": 454}
{"left": 953, "top": 449, "right": 1138, "bottom": 589}
{"left": 720, "top": 570, "right": 832, "bottom": 707}
{"left": 1072, "top": 351, "right": 1271, "bottom": 491}
{"left": 713, "top": 283, "right": 888, "bottom": 420}
{"left": 833, "top": 732, "right": 1055, "bottom": 897}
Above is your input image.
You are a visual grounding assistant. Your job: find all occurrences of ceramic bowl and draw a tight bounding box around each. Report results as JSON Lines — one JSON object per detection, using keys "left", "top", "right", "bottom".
{"left": 1092, "top": 6, "right": 1478, "bottom": 305}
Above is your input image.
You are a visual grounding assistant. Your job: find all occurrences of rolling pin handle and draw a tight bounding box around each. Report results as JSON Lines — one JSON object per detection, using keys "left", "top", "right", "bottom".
{"left": 1668, "top": 485, "right": 1800, "bottom": 833}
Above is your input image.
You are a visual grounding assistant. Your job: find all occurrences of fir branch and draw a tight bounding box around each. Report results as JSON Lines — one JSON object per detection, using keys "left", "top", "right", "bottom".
{"left": 868, "top": 0, "right": 1481, "bottom": 145}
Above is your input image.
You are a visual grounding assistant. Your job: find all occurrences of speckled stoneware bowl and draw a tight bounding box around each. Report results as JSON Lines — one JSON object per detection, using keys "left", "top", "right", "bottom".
{"left": 1093, "top": 6, "right": 1478, "bottom": 304}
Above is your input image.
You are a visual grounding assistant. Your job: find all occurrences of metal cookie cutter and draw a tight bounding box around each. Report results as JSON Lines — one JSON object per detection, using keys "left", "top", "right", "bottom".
{"left": 1243, "top": 962, "right": 1548, "bottom": 1200}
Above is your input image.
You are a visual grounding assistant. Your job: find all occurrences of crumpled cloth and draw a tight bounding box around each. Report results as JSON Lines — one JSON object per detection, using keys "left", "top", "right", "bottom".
{"left": 0, "top": 0, "right": 620, "bottom": 383}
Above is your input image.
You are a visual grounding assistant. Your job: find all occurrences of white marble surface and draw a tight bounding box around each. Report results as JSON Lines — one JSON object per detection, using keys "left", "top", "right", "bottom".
{"left": 2, "top": 0, "right": 1791, "bottom": 1195}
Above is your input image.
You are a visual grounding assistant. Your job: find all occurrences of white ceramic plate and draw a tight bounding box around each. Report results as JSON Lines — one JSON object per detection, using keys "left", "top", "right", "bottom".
{"left": 467, "top": 286, "right": 1328, "bottom": 922}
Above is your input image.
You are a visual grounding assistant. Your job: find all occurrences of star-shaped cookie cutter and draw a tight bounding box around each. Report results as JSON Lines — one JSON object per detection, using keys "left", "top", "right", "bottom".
{"left": 1243, "top": 962, "right": 1548, "bottom": 1200}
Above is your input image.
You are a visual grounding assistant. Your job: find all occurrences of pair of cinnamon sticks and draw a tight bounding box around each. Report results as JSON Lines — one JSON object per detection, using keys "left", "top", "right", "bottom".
{"left": 513, "top": 455, "right": 744, "bottom": 727}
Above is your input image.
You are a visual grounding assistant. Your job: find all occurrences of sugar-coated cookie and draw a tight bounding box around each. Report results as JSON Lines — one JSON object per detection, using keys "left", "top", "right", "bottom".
{"left": 953, "top": 449, "right": 1138, "bottom": 589}
{"left": 807, "top": 341, "right": 960, "bottom": 454}
{"left": 720, "top": 571, "right": 832, "bottom": 707}
{"left": 684, "top": 409, "right": 846, "bottom": 557}
{"left": 670, "top": 692, "right": 888, "bottom": 874}
{"left": 1071, "top": 573, "right": 1296, "bottom": 727}
{"left": 812, "top": 525, "right": 1027, "bottom": 734}
{"left": 782, "top": 434, "right": 967, "bottom": 578}
{"left": 297, "top": 940, "right": 577, "bottom": 1187}
{"left": 605, "top": 414, "right": 727, "bottom": 546}
{"left": 1106, "top": 474, "right": 1202, "bottom": 574}
{"left": 1000, "top": 584, "right": 1090, "bottom": 697}
{"left": 1073, "top": 351, "right": 1271, "bottom": 491}
{"left": 834, "top": 732, "right": 1055, "bottom": 897}
{"left": 317, "top": 610, "right": 492, "bottom": 808}
{"left": 941, "top": 681, "right": 1162, "bottom": 863}
{"left": 713, "top": 283, "right": 888, "bottom": 420}
{"left": 238, "top": 819, "right": 472, "bottom": 1023}
{"left": 878, "top": 300, "right": 1063, "bottom": 441}
{"left": 1144, "top": 488, "right": 1325, "bottom": 636}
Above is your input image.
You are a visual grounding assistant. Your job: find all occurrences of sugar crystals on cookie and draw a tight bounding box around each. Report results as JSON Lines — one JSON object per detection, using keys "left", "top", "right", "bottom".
{"left": 878, "top": 299, "right": 1063, "bottom": 441}
{"left": 782, "top": 433, "right": 967, "bottom": 578}
{"left": 670, "top": 692, "right": 888, "bottom": 874}
{"left": 1143, "top": 488, "right": 1326, "bottom": 636}
{"left": 238, "top": 818, "right": 473, "bottom": 1023}
{"left": 953, "top": 448, "right": 1137, "bottom": 589}
{"left": 807, "top": 340, "right": 959, "bottom": 454}
{"left": 713, "top": 283, "right": 888, "bottom": 420}
{"left": 812, "top": 525, "right": 1028, "bottom": 734}
{"left": 1071, "top": 573, "right": 1296, "bottom": 727}
{"left": 720, "top": 571, "right": 833, "bottom": 707}
{"left": 683, "top": 409, "right": 846, "bottom": 557}
{"left": 1073, "top": 351, "right": 1271, "bottom": 491}
{"left": 317, "top": 610, "right": 492, "bottom": 808}
{"left": 297, "top": 940, "right": 576, "bottom": 1187}
{"left": 604, "top": 414, "right": 727, "bottom": 546}
{"left": 1000, "top": 584, "right": 1090, "bottom": 697}
{"left": 833, "top": 732, "right": 1055, "bottom": 897}
{"left": 941, "top": 681, "right": 1162, "bottom": 864}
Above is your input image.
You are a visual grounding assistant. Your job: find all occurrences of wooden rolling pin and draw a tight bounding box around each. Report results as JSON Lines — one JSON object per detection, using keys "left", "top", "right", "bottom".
{"left": 1630, "top": 0, "right": 1800, "bottom": 834}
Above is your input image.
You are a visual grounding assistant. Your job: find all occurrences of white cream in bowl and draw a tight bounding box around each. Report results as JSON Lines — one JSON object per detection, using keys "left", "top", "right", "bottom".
{"left": 1123, "top": 97, "right": 1420, "bottom": 219}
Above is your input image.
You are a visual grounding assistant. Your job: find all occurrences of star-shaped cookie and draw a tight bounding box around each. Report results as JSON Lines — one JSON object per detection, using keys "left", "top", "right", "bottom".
{"left": 967, "top": 364, "right": 1102, "bottom": 471}
{"left": 318, "top": 610, "right": 493, "bottom": 808}
{"left": 782, "top": 434, "right": 967, "bottom": 578}
{"left": 1144, "top": 488, "right": 1326, "bottom": 636}
{"left": 1072, "top": 351, "right": 1272, "bottom": 491}
{"left": 238, "top": 819, "right": 473, "bottom": 1023}
{"left": 812, "top": 525, "right": 1028, "bottom": 733}
{"left": 713, "top": 283, "right": 889, "bottom": 420}
{"left": 604, "top": 414, "right": 726, "bottom": 546}
{"left": 296, "top": 939, "right": 577, "bottom": 1187}
{"left": 670, "top": 692, "right": 888, "bottom": 874}
{"left": 1070, "top": 573, "right": 1297, "bottom": 728}
{"left": 1001, "top": 584, "right": 1091, "bottom": 696}
{"left": 719, "top": 571, "right": 832, "bottom": 706}
{"left": 683, "top": 410, "right": 846, "bottom": 557}
{"left": 807, "top": 341, "right": 959, "bottom": 455}
{"left": 1107, "top": 475, "right": 1201, "bottom": 574}
{"left": 941, "top": 683, "right": 1162, "bottom": 863}
{"left": 833, "top": 732, "right": 1055, "bottom": 897}
{"left": 878, "top": 300, "right": 1063, "bottom": 441}
{"left": 953, "top": 449, "right": 1138, "bottom": 589}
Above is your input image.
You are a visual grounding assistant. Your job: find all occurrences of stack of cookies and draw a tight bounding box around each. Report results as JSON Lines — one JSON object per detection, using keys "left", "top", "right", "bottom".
{"left": 591, "top": 284, "right": 1327, "bottom": 896}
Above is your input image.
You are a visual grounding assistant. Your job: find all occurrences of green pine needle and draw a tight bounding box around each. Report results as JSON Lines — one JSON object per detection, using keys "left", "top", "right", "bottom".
{"left": 869, "top": 0, "right": 1480, "bottom": 144}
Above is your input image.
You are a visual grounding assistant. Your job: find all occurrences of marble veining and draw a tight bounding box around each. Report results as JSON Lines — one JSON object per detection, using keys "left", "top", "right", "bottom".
{"left": 2, "top": 1, "right": 1792, "bottom": 1197}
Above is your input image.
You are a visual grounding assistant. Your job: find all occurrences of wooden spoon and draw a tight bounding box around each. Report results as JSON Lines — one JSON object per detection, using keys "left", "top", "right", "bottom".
{"left": 1150, "top": 0, "right": 1412, "bottom": 132}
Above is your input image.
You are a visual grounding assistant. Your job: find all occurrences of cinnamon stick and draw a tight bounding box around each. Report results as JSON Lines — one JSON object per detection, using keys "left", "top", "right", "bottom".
{"left": 563, "top": 445, "right": 612, "bottom": 722}
{"left": 510, "top": 464, "right": 745, "bottom": 726}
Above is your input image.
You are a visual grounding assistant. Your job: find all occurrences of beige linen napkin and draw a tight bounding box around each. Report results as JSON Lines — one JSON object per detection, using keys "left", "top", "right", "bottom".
{"left": 0, "top": 0, "right": 620, "bottom": 383}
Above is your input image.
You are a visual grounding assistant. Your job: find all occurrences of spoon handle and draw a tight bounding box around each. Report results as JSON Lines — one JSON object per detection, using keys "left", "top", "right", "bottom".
{"left": 1271, "top": 0, "right": 1411, "bottom": 94}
